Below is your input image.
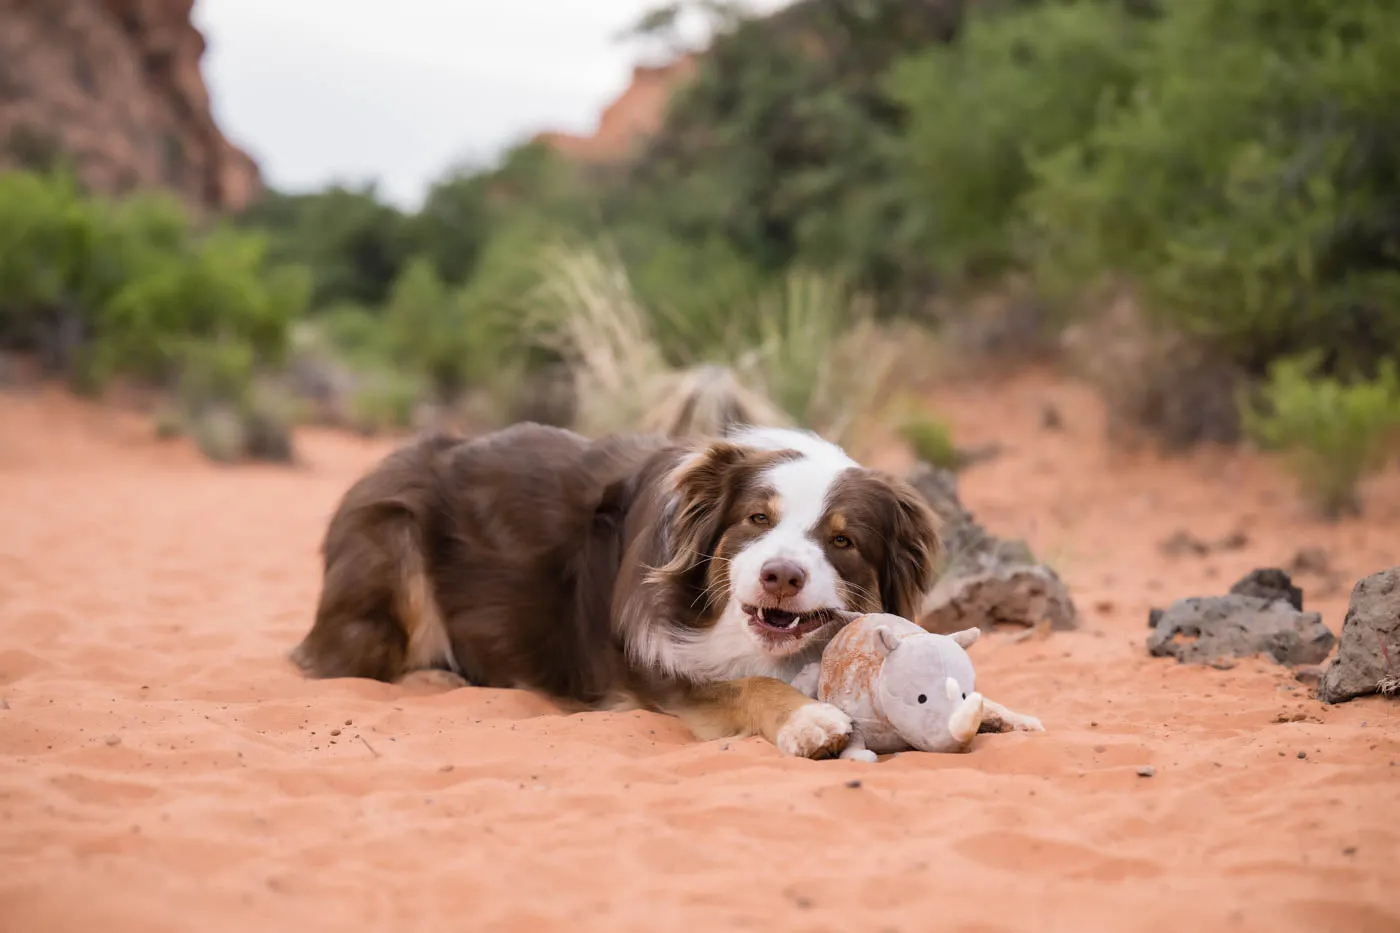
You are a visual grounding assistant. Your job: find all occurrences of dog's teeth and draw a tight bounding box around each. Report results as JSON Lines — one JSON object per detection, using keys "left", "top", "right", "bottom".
{"left": 785, "top": 615, "right": 801, "bottom": 629}
{"left": 757, "top": 608, "right": 766, "bottom": 624}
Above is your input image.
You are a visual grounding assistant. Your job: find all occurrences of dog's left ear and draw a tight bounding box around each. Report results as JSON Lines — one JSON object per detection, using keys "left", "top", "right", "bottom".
{"left": 654, "top": 441, "right": 752, "bottom": 580}
{"left": 874, "top": 473, "right": 943, "bottom": 620}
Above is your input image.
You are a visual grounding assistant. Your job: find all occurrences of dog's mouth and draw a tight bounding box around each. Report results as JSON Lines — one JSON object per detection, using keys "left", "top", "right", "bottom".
{"left": 743, "top": 605, "right": 844, "bottom": 641}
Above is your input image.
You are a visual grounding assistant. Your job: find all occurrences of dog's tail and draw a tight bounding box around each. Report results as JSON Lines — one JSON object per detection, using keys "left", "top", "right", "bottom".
{"left": 640, "top": 364, "right": 791, "bottom": 441}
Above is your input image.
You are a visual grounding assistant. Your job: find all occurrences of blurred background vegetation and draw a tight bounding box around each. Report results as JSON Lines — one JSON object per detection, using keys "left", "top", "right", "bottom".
{"left": 3, "top": 0, "right": 1399, "bottom": 514}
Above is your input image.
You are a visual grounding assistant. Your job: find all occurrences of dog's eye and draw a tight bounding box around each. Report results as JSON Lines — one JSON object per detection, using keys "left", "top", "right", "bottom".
{"left": 962, "top": 693, "right": 967, "bottom": 700}
{"left": 831, "top": 534, "right": 852, "bottom": 549}
{"left": 749, "top": 513, "right": 770, "bottom": 526}
{"left": 917, "top": 694, "right": 927, "bottom": 704}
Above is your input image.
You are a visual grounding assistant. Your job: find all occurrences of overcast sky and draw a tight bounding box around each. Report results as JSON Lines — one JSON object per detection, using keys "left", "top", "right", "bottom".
{"left": 193, "top": 0, "right": 789, "bottom": 208}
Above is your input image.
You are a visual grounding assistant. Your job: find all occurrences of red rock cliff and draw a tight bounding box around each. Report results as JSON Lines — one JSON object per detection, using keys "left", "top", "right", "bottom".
{"left": 0, "top": 0, "right": 261, "bottom": 212}
{"left": 535, "top": 56, "right": 697, "bottom": 164}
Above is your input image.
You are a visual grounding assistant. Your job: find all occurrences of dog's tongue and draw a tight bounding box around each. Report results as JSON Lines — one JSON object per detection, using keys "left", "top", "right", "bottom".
{"left": 760, "top": 608, "right": 800, "bottom": 629}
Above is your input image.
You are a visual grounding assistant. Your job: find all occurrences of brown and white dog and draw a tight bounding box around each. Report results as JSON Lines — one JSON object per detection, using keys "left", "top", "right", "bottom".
{"left": 291, "top": 422, "right": 943, "bottom": 758}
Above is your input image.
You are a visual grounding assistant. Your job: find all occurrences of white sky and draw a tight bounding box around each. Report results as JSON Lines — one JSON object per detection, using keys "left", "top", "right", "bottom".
{"left": 193, "top": 0, "right": 790, "bottom": 209}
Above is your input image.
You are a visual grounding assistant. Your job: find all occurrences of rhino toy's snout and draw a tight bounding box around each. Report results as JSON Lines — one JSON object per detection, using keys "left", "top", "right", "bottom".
{"left": 947, "top": 691, "right": 985, "bottom": 746}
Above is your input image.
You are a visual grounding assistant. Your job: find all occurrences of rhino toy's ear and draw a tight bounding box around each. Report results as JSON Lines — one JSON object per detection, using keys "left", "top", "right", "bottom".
{"left": 949, "top": 627, "right": 980, "bottom": 649}
{"left": 875, "top": 625, "right": 902, "bottom": 655}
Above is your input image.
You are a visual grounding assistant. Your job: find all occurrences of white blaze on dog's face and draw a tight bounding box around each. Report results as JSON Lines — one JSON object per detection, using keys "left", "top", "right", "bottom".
{"left": 651, "top": 427, "right": 942, "bottom": 681}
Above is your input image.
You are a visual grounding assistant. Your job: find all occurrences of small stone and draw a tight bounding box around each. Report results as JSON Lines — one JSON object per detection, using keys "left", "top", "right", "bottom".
{"left": 1229, "top": 568, "right": 1304, "bottom": 611}
{"left": 845, "top": 779, "right": 862, "bottom": 789}
{"left": 439, "top": 764, "right": 454, "bottom": 773}
{"left": 1297, "top": 751, "right": 1307, "bottom": 759}
{"left": 330, "top": 729, "right": 341, "bottom": 737}
{"left": 1343, "top": 846, "right": 1357, "bottom": 856}
{"left": 344, "top": 719, "right": 353, "bottom": 726}
{"left": 1217, "top": 530, "right": 1250, "bottom": 551}
{"left": 1293, "top": 664, "right": 1326, "bottom": 687}
{"left": 1136, "top": 766, "right": 1156, "bottom": 778}
{"left": 104, "top": 734, "right": 121, "bottom": 746}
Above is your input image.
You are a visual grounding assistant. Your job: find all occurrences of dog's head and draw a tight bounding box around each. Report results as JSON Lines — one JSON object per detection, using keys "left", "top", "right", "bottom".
{"left": 652, "top": 427, "right": 942, "bottom": 665}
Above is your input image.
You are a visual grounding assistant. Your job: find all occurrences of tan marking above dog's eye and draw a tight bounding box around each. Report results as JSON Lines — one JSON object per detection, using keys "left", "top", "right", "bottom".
{"left": 749, "top": 513, "right": 770, "bottom": 526}
{"left": 831, "top": 534, "right": 852, "bottom": 549}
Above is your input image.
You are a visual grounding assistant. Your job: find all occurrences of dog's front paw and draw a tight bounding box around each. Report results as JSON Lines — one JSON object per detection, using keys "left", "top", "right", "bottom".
{"left": 777, "top": 702, "right": 852, "bottom": 759}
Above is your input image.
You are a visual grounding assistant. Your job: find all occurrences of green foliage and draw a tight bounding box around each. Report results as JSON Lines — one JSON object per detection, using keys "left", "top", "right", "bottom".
{"left": 0, "top": 167, "right": 309, "bottom": 461}
{"left": 1022, "top": 0, "right": 1400, "bottom": 376}
{"left": 1241, "top": 353, "right": 1400, "bottom": 517}
{"left": 238, "top": 183, "right": 409, "bottom": 308}
{"left": 891, "top": 0, "right": 1145, "bottom": 284}
{"left": 348, "top": 370, "right": 425, "bottom": 436}
{"left": 898, "top": 413, "right": 960, "bottom": 471}
{"left": 611, "top": 0, "right": 963, "bottom": 303}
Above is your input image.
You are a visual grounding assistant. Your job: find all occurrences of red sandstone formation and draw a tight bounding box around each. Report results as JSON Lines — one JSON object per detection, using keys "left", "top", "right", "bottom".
{"left": 0, "top": 0, "right": 261, "bottom": 212}
{"left": 535, "top": 56, "right": 697, "bottom": 164}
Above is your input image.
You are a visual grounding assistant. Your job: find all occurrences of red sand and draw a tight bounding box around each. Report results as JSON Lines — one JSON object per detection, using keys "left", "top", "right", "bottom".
{"left": 2, "top": 373, "right": 1398, "bottom": 933}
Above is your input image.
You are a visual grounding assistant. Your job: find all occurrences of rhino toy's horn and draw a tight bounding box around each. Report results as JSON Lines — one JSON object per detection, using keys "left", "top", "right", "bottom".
{"left": 948, "top": 691, "right": 985, "bottom": 745}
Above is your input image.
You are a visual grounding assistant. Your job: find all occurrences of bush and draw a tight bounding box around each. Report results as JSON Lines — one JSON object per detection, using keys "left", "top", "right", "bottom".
{"left": 897, "top": 412, "right": 960, "bottom": 471}
{"left": 0, "top": 168, "right": 310, "bottom": 462}
{"left": 1240, "top": 353, "right": 1400, "bottom": 518}
{"left": 891, "top": 0, "right": 1146, "bottom": 286}
{"left": 348, "top": 370, "right": 426, "bottom": 436}
{"left": 1023, "top": 0, "right": 1400, "bottom": 378}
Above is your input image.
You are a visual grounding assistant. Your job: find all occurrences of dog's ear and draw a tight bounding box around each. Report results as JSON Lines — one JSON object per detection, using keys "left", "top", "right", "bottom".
{"left": 874, "top": 473, "right": 943, "bottom": 620}
{"left": 655, "top": 441, "right": 753, "bottom": 579}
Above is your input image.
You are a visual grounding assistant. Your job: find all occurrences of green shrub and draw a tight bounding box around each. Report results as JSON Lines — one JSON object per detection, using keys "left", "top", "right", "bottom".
{"left": 348, "top": 370, "right": 426, "bottom": 436}
{"left": 1023, "top": 0, "right": 1400, "bottom": 378}
{"left": 891, "top": 0, "right": 1146, "bottom": 285}
{"left": 897, "top": 413, "right": 960, "bottom": 471}
{"left": 1241, "top": 353, "right": 1400, "bottom": 517}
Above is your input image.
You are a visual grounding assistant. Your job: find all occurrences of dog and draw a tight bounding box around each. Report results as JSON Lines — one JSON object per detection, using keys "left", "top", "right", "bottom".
{"left": 291, "top": 421, "right": 943, "bottom": 759}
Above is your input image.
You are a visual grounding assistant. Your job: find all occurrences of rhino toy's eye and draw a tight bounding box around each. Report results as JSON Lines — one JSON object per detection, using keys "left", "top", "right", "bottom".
{"left": 917, "top": 694, "right": 927, "bottom": 704}
{"left": 962, "top": 693, "right": 967, "bottom": 700}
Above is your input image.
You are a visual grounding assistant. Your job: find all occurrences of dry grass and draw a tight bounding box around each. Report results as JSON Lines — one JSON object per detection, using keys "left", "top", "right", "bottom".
{"left": 524, "top": 245, "right": 919, "bottom": 453}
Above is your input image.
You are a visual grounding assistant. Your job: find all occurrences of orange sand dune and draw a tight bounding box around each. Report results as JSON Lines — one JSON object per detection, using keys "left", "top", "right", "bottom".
{"left": 2, "top": 375, "right": 1398, "bottom": 933}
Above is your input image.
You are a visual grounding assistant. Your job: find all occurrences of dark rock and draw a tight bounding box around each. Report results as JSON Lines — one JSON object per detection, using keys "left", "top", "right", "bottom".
{"left": 907, "top": 462, "right": 1078, "bottom": 634}
{"left": 1229, "top": 568, "right": 1303, "bottom": 611}
{"left": 1317, "top": 568, "right": 1400, "bottom": 704}
{"left": 1147, "top": 594, "right": 1334, "bottom": 667}
{"left": 1293, "top": 664, "right": 1327, "bottom": 687}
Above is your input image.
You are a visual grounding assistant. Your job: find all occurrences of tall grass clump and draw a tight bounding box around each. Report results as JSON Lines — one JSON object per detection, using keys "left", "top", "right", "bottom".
{"left": 524, "top": 244, "right": 914, "bottom": 454}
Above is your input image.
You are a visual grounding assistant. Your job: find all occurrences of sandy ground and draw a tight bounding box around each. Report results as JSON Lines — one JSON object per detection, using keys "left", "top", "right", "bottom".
{"left": 2, "top": 372, "right": 1399, "bottom": 933}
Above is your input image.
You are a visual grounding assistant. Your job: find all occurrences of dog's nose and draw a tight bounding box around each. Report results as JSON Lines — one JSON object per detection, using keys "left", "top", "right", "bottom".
{"left": 760, "top": 558, "right": 807, "bottom": 599}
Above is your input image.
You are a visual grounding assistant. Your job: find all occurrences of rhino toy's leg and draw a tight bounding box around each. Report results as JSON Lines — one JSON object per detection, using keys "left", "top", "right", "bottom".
{"left": 977, "top": 698, "right": 1045, "bottom": 734}
{"left": 839, "top": 730, "right": 879, "bottom": 763}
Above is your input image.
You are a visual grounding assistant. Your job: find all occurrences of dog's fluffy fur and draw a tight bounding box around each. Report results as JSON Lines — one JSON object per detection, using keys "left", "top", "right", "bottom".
{"left": 292, "top": 422, "right": 942, "bottom": 758}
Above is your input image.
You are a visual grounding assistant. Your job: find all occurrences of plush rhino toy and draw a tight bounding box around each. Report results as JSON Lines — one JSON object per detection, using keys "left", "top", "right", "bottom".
{"left": 791, "top": 612, "right": 1043, "bottom": 762}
